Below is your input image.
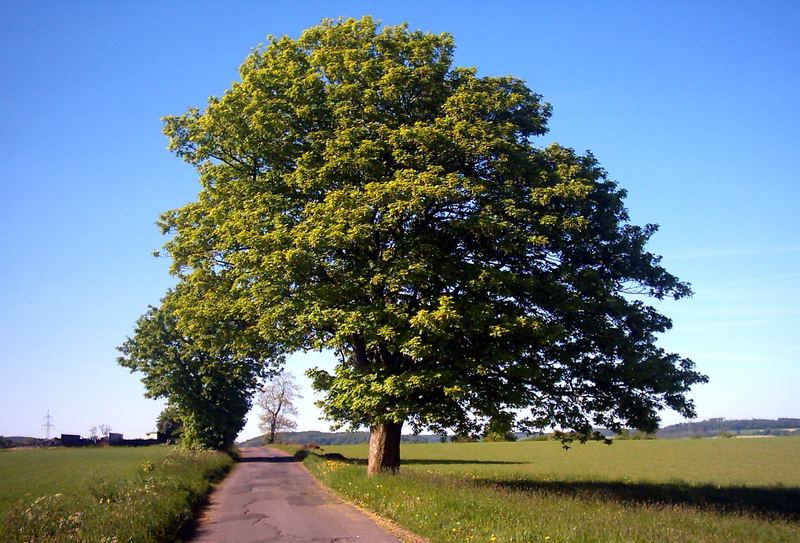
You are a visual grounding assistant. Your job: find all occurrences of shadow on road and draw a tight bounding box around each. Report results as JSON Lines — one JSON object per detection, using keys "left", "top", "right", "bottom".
{"left": 474, "top": 478, "right": 800, "bottom": 521}
{"left": 240, "top": 455, "right": 302, "bottom": 463}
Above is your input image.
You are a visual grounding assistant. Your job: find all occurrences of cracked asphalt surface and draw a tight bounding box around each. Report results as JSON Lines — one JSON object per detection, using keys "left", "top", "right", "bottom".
{"left": 189, "top": 446, "right": 401, "bottom": 543}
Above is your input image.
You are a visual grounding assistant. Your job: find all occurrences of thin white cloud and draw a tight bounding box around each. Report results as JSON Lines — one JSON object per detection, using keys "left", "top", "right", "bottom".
{"left": 700, "top": 272, "right": 800, "bottom": 288}
{"left": 668, "top": 247, "right": 800, "bottom": 260}
{"left": 669, "top": 303, "right": 800, "bottom": 318}
{"left": 674, "top": 318, "right": 800, "bottom": 333}
{"left": 683, "top": 351, "right": 783, "bottom": 363}
{"left": 700, "top": 272, "right": 800, "bottom": 290}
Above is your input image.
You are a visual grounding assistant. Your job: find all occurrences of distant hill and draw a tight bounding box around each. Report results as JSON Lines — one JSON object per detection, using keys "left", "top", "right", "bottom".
{"left": 657, "top": 418, "right": 800, "bottom": 438}
{"left": 239, "top": 430, "right": 442, "bottom": 447}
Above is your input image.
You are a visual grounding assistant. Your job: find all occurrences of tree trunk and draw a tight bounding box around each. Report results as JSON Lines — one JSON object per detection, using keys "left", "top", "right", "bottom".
{"left": 268, "top": 401, "right": 282, "bottom": 444}
{"left": 367, "top": 421, "right": 403, "bottom": 475}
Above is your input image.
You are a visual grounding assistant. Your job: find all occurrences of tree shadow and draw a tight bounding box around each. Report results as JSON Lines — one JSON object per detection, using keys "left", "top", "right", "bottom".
{"left": 334, "top": 457, "right": 525, "bottom": 466}
{"left": 240, "top": 454, "right": 303, "bottom": 463}
{"left": 300, "top": 451, "right": 799, "bottom": 520}
{"left": 404, "top": 459, "right": 526, "bottom": 466}
{"left": 474, "top": 478, "right": 800, "bottom": 521}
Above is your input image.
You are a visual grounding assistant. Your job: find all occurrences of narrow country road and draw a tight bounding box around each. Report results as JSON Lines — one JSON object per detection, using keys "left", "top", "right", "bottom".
{"left": 189, "top": 446, "right": 401, "bottom": 543}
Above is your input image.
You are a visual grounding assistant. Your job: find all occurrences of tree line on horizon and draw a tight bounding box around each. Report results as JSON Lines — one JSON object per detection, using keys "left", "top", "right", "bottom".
{"left": 656, "top": 418, "right": 800, "bottom": 438}
{"left": 237, "top": 418, "right": 800, "bottom": 448}
{"left": 6, "top": 417, "right": 796, "bottom": 451}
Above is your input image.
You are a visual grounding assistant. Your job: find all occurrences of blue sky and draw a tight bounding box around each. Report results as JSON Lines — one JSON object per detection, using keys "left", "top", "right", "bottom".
{"left": 1, "top": 1, "right": 797, "bottom": 441}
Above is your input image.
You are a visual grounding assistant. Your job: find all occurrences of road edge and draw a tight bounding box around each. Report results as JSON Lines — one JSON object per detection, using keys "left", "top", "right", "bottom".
{"left": 271, "top": 446, "right": 428, "bottom": 543}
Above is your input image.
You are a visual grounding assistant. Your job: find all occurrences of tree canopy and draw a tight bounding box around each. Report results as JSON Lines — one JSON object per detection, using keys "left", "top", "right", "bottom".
{"left": 156, "top": 16, "right": 706, "bottom": 471}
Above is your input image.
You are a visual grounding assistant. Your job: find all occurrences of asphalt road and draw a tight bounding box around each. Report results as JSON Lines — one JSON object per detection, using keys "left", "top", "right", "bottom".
{"left": 189, "top": 446, "right": 401, "bottom": 543}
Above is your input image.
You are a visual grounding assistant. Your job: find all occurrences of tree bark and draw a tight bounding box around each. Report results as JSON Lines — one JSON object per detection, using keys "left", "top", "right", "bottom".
{"left": 367, "top": 421, "right": 403, "bottom": 475}
{"left": 350, "top": 335, "right": 370, "bottom": 370}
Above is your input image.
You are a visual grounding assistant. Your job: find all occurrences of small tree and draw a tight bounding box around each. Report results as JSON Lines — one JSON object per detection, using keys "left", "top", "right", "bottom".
{"left": 483, "top": 415, "right": 518, "bottom": 442}
{"left": 88, "top": 426, "right": 99, "bottom": 443}
{"left": 257, "top": 372, "right": 302, "bottom": 444}
{"left": 118, "top": 289, "right": 278, "bottom": 450}
{"left": 98, "top": 424, "right": 112, "bottom": 439}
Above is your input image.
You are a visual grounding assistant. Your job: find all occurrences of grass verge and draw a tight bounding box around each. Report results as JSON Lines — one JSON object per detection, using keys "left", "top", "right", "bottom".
{"left": 0, "top": 446, "right": 232, "bottom": 543}
{"left": 293, "top": 441, "right": 800, "bottom": 543}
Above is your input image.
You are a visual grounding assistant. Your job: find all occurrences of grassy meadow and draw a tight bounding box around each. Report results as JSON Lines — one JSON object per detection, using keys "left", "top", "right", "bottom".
{"left": 0, "top": 446, "right": 232, "bottom": 542}
{"left": 297, "top": 437, "right": 800, "bottom": 542}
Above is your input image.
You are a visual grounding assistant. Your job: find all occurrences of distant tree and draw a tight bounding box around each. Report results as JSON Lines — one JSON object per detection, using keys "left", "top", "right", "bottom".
{"left": 98, "top": 424, "right": 112, "bottom": 439}
{"left": 156, "top": 404, "right": 184, "bottom": 443}
{"left": 451, "top": 434, "right": 478, "bottom": 443}
{"left": 118, "top": 291, "right": 278, "bottom": 450}
{"left": 0, "top": 436, "right": 11, "bottom": 449}
{"left": 483, "top": 415, "right": 518, "bottom": 442}
{"left": 615, "top": 429, "right": 656, "bottom": 440}
{"left": 157, "top": 16, "right": 706, "bottom": 474}
{"left": 257, "top": 372, "right": 302, "bottom": 444}
{"left": 88, "top": 426, "right": 99, "bottom": 443}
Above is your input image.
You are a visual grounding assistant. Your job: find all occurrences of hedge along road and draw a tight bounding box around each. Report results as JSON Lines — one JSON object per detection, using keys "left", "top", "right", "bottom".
{"left": 190, "top": 446, "right": 401, "bottom": 543}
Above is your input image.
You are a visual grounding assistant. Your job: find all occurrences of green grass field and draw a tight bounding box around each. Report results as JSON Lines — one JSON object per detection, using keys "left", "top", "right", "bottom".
{"left": 298, "top": 437, "right": 800, "bottom": 542}
{"left": 0, "top": 446, "right": 232, "bottom": 543}
{"left": 0, "top": 446, "right": 173, "bottom": 516}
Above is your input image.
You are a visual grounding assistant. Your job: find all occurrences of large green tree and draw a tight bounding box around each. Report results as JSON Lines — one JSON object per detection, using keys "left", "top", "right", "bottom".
{"left": 159, "top": 17, "right": 706, "bottom": 473}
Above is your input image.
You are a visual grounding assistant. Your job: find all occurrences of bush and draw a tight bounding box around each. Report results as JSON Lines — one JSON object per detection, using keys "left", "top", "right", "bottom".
{"left": 523, "top": 434, "right": 551, "bottom": 441}
{"left": 615, "top": 430, "right": 657, "bottom": 440}
{"left": 482, "top": 432, "right": 518, "bottom": 442}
